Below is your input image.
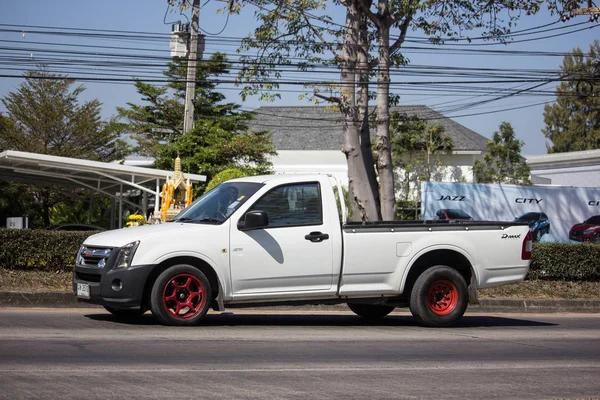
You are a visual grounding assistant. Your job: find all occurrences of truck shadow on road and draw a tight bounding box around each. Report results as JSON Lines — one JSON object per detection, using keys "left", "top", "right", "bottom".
{"left": 85, "top": 312, "right": 556, "bottom": 328}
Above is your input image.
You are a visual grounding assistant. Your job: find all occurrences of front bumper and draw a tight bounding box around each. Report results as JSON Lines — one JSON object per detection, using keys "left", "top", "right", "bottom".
{"left": 570, "top": 233, "right": 594, "bottom": 242}
{"left": 73, "top": 263, "right": 154, "bottom": 309}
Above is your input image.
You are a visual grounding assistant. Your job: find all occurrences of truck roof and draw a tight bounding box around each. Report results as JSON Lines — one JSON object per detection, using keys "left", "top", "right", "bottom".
{"left": 227, "top": 174, "right": 331, "bottom": 185}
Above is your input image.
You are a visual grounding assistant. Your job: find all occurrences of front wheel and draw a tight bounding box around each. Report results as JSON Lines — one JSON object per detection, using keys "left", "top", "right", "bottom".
{"left": 409, "top": 266, "right": 468, "bottom": 327}
{"left": 347, "top": 303, "right": 395, "bottom": 319}
{"left": 150, "top": 264, "right": 212, "bottom": 326}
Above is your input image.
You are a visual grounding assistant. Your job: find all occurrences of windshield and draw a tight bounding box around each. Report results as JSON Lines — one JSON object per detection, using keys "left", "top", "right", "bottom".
{"left": 445, "top": 209, "right": 472, "bottom": 219}
{"left": 516, "top": 213, "right": 539, "bottom": 222}
{"left": 171, "top": 182, "right": 263, "bottom": 224}
{"left": 584, "top": 215, "right": 600, "bottom": 225}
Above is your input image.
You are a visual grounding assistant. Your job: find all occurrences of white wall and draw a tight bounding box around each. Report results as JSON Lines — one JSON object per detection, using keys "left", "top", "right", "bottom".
{"left": 270, "top": 150, "right": 484, "bottom": 190}
{"left": 269, "top": 150, "right": 349, "bottom": 186}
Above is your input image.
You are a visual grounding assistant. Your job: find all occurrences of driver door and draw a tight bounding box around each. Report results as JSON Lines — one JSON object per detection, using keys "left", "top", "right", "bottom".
{"left": 229, "top": 182, "right": 334, "bottom": 297}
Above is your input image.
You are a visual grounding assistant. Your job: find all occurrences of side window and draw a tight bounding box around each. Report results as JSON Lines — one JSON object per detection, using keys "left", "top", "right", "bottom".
{"left": 249, "top": 183, "right": 323, "bottom": 228}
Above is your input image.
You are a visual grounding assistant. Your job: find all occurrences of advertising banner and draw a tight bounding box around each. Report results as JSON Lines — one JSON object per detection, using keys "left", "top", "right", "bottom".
{"left": 421, "top": 182, "right": 600, "bottom": 243}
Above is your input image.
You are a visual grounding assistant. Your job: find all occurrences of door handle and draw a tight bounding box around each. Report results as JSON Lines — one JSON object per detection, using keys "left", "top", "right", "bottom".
{"left": 305, "top": 231, "right": 329, "bottom": 243}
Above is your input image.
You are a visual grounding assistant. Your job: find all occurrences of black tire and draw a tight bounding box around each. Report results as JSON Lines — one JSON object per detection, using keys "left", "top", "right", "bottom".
{"left": 409, "top": 265, "right": 468, "bottom": 327}
{"left": 150, "top": 264, "right": 212, "bottom": 326}
{"left": 103, "top": 306, "right": 146, "bottom": 318}
{"left": 347, "top": 303, "right": 395, "bottom": 319}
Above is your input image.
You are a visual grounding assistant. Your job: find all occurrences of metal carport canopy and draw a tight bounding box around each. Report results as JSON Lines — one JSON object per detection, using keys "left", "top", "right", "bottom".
{"left": 0, "top": 150, "right": 206, "bottom": 226}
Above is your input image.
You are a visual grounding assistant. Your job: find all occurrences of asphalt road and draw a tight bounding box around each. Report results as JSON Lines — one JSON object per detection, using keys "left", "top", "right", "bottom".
{"left": 0, "top": 308, "right": 599, "bottom": 400}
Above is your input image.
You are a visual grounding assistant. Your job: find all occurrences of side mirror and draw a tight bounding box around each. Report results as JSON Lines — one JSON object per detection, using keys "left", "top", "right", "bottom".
{"left": 238, "top": 210, "right": 268, "bottom": 231}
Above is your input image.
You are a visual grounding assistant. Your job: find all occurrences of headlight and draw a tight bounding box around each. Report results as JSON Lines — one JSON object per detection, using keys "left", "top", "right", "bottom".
{"left": 583, "top": 228, "right": 595, "bottom": 234}
{"left": 75, "top": 246, "right": 84, "bottom": 265}
{"left": 115, "top": 241, "right": 140, "bottom": 269}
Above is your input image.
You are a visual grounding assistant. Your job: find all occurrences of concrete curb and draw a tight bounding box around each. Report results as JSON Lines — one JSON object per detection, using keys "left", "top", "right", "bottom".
{"left": 1, "top": 291, "right": 600, "bottom": 313}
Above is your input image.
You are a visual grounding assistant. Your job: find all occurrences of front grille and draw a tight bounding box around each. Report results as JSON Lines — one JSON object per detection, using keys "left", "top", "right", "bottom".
{"left": 571, "top": 230, "right": 583, "bottom": 238}
{"left": 76, "top": 271, "right": 101, "bottom": 283}
{"left": 79, "top": 246, "right": 112, "bottom": 267}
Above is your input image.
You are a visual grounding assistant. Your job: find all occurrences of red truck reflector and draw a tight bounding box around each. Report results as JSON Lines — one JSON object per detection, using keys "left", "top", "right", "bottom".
{"left": 522, "top": 230, "right": 532, "bottom": 260}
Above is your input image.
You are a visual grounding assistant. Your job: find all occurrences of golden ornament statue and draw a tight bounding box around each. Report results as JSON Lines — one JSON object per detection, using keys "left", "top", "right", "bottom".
{"left": 159, "top": 156, "right": 193, "bottom": 222}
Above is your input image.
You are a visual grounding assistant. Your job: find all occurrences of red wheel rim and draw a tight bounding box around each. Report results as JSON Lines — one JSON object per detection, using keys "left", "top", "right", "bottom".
{"left": 162, "top": 273, "right": 206, "bottom": 320}
{"left": 427, "top": 280, "right": 458, "bottom": 316}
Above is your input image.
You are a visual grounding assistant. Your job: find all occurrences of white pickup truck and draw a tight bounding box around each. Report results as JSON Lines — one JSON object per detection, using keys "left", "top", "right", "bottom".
{"left": 74, "top": 174, "right": 532, "bottom": 327}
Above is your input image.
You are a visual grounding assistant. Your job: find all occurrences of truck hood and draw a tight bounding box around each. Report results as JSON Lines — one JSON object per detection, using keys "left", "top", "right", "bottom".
{"left": 83, "top": 222, "right": 218, "bottom": 248}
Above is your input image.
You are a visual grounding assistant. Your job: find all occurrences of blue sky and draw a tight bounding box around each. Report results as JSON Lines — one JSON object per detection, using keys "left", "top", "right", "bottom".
{"left": 0, "top": 0, "right": 598, "bottom": 156}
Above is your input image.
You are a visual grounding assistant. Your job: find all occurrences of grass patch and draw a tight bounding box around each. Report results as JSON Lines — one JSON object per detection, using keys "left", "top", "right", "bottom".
{"left": 0, "top": 270, "right": 72, "bottom": 292}
{"left": 1, "top": 270, "right": 599, "bottom": 299}
{"left": 479, "top": 280, "right": 600, "bottom": 299}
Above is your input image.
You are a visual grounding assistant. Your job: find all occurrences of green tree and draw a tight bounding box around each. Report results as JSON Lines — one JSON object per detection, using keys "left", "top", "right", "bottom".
{"left": 1, "top": 69, "right": 128, "bottom": 160}
{"left": 200, "top": 0, "right": 572, "bottom": 221}
{"left": 543, "top": 40, "right": 600, "bottom": 153}
{"left": 117, "top": 54, "right": 275, "bottom": 183}
{"left": 0, "top": 68, "right": 129, "bottom": 227}
{"left": 390, "top": 114, "right": 453, "bottom": 200}
{"left": 473, "top": 122, "right": 531, "bottom": 185}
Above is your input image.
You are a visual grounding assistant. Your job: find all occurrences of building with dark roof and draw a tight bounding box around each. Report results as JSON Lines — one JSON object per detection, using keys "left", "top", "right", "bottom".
{"left": 249, "top": 105, "right": 490, "bottom": 187}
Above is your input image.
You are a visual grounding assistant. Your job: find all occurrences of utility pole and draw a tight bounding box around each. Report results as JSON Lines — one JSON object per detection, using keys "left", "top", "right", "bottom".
{"left": 183, "top": 0, "right": 200, "bottom": 133}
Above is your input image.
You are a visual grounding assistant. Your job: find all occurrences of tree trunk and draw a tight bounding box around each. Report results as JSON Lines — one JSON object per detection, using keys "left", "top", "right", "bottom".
{"left": 375, "top": 16, "right": 395, "bottom": 220}
{"left": 341, "top": 2, "right": 378, "bottom": 222}
{"left": 357, "top": 1, "right": 381, "bottom": 220}
{"left": 41, "top": 189, "right": 51, "bottom": 227}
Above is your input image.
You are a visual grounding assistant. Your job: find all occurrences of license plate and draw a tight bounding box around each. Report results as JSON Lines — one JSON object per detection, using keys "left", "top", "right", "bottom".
{"left": 77, "top": 283, "right": 90, "bottom": 299}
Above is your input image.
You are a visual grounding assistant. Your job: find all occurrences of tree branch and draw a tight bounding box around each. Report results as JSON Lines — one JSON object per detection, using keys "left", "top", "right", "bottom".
{"left": 354, "top": 0, "right": 381, "bottom": 28}
{"left": 389, "top": 13, "right": 413, "bottom": 58}
{"left": 301, "top": 13, "right": 340, "bottom": 59}
{"left": 315, "top": 92, "right": 340, "bottom": 104}
{"left": 368, "top": 8, "right": 414, "bottom": 70}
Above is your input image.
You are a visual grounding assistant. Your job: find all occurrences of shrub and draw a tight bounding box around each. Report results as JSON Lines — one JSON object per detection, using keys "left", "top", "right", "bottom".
{"left": 528, "top": 243, "right": 600, "bottom": 281}
{"left": 0, "top": 229, "right": 97, "bottom": 272}
{"left": 204, "top": 168, "right": 249, "bottom": 193}
{"left": 1, "top": 230, "right": 598, "bottom": 282}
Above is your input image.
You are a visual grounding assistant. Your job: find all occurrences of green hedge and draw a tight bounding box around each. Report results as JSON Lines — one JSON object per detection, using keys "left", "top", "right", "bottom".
{"left": 528, "top": 243, "right": 600, "bottom": 281}
{"left": 1, "top": 230, "right": 599, "bottom": 281}
{"left": 0, "top": 229, "right": 96, "bottom": 272}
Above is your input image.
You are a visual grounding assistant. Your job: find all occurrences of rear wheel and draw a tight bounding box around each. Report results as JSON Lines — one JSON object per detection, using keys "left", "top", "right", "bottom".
{"left": 103, "top": 306, "right": 146, "bottom": 318}
{"left": 347, "top": 303, "right": 395, "bottom": 319}
{"left": 409, "top": 265, "right": 468, "bottom": 327}
{"left": 150, "top": 264, "right": 212, "bottom": 326}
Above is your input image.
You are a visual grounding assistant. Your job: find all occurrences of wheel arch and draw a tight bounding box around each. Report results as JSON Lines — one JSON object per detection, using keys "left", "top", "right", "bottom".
{"left": 141, "top": 256, "right": 223, "bottom": 311}
{"left": 401, "top": 247, "right": 476, "bottom": 301}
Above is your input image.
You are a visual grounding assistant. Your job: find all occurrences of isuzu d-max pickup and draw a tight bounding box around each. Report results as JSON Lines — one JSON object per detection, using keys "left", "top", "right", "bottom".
{"left": 74, "top": 174, "right": 532, "bottom": 327}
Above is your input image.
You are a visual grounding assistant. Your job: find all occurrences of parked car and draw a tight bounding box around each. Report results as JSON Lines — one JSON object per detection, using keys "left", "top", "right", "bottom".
{"left": 514, "top": 212, "right": 550, "bottom": 242}
{"left": 434, "top": 209, "right": 474, "bottom": 221}
{"left": 569, "top": 215, "right": 600, "bottom": 243}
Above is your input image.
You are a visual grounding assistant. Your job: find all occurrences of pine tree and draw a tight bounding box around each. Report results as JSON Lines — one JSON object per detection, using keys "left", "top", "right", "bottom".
{"left": 1, "top": 69, "right": 128, "bottom": 161}
{"left": 117, "top": 53, "right": 275, "bottom": 181}
{"left": 543, "top": 40, "right": 600, "bottom": 153}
